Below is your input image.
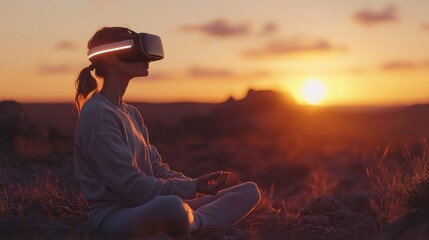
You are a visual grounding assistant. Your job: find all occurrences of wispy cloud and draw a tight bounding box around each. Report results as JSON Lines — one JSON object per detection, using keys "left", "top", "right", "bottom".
{"left": 421, "top": 23, "right": 429, "bottom": 31}
{"left": 179, "top": 19, "right": 278, "bottom": 38}
{"left": 56, "top": 41, "right": 78, "bottom": 50}
{"left": 259, "top": 22, "right": 278, "bottom": 36}
{"left": 381, "top": 60, "right": 429, "bottom": 70}
{"left": 382, "top": 61, "right": 417, "bottom": 70}
{"left": 353, "top": 6, "right": 398, "bottom": 25}
{"left": 38, "top": 64, "right": 74, "bottom": 74}
{"left": 242, "top": 38, "right": 345, "bottom": 58}
{"left": 38, "top": 42, "right": 79, "bottom": 74}
{"left": 180, "top": 19, "right": 250, "bottom": 37}
{"left": 187, "top": 66, "right": 270, "bottom": 80}
{"left": 188, "top": 66, "right": 235, "bottom": 78}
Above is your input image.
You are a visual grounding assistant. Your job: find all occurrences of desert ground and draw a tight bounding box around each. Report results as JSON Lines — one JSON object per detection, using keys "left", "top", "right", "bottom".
{"left": 1, "top": 89, "right": 429, "bottom": 239}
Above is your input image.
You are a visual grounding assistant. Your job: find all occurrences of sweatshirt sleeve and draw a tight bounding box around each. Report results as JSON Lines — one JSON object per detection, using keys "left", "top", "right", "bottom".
{"left": 149, "top": 144, "right": 193, "bottom": 180}
{"left": 88, "top": 131, "right": 197, "bottom": 204}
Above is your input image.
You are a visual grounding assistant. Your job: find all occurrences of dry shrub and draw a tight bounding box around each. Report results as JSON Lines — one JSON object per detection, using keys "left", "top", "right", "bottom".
{"left": 366, "top": 146, "right": 405, "bottom": 229}
{"left": 399, "top": 144, "right": 429, "bottom": 210}
{"left": 366, "top": 140, "right": 429, "bottom": 229}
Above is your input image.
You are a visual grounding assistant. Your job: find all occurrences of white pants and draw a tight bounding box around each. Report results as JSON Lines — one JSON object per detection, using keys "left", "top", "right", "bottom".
{"left": 97, "top": 182, "right": 261, "bottom": 238}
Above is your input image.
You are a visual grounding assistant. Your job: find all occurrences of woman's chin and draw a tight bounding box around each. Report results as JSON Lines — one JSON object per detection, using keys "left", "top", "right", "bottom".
{"left": 138, "top": 71, "right": 149, "bottom": 77}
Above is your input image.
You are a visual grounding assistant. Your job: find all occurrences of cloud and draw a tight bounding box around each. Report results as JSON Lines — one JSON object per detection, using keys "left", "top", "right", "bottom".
{"left": 56, "top": 41, "right": 78, "bottom": 50}
{"left": 421, "top": 23, "right": 429, "bottom": 31}
{"left": 180, "top": 19, "right": 250, "bottom": 37}
{"left": 259, "top": 22, "right": 278, "bottom": 36}
{"left": 242, "top": 38, "right": 345, "bottom": 58}
{"left": 187, "top": 66, "right": 270, "bottom": 80}
{"left": 38, "top": 64, "right": 74, "bottom": 74}
{"left": 381, "top": 60, "right": 429, "bottom": 71}
{"left": 382, "top": 61, "right": 417, "bottom": 70}
{"left": 353, "top": 6, "right": 398, "bottom": 25}
{"left": 189, "top": 66, "right": 234, "bottom": 78}
{"left": 179, "top": 19, "right": 278, "bottom": 38}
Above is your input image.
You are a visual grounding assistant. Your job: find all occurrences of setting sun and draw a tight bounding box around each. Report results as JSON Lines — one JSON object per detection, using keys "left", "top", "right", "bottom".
{"left": 301, "top": 79, "right": 327, "bottom": 105}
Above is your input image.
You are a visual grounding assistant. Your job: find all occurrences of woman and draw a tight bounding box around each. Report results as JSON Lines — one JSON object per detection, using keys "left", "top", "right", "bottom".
{"left": 73, "top": 27, "right": 261, "bottom": 238}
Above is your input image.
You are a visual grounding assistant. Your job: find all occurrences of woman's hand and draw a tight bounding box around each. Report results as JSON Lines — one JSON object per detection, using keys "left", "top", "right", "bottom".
{"left": 195, "top": 171, "right": 231, "bottom": 195}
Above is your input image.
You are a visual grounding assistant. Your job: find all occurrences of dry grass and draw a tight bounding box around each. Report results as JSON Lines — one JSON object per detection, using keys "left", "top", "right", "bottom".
{"left": 306, "top": 164, "right": 339, "bottom": 198}
{"left": 0, "top": 155, "right": 380, "bottom": 239}
{"left": 0, "top": 179, "right": 88, "bottom": 225}
{"left": 399, "top": 143, "right": 429, "bottom": 210}
{"left": 257, "top": 183, "right": 301, "bottom": 220}
{"left": 366, "top": 140, "right": 429, "bottom": 229}
{"left": 0, "top": 123, "right": 394, "bottom": 239}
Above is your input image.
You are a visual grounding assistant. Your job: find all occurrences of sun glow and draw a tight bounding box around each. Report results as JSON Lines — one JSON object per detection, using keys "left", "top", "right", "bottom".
{"left": 301, "top": 79, "right": 327, "bottom": 105}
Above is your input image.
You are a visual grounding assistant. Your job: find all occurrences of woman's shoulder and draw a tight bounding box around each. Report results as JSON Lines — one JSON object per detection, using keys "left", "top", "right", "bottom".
{"left": 77, "top": 94, "right": 122, "bottom": 131}
{"left": 123, "top": 103, "right": 144, "bottom": 124}
{"left": 81, "top": 94, "right": 113, "bottom": 117}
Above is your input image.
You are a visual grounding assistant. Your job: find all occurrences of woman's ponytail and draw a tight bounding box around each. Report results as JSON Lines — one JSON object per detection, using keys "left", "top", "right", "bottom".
{"left": 73, "top": 65, "right": 98, "bottom": 115}
{"left": 73, "top": 27, "right": 136, "bottom": 115}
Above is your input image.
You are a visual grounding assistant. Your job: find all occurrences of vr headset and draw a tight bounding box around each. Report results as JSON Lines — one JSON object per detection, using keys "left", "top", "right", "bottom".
{"left": 87, "top": 32, "right": 164, "bottom": 62}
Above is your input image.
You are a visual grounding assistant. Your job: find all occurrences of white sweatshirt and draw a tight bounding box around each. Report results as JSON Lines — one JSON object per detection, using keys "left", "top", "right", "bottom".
{"left": 74, "top": 94, "right": 197, "bottom": 230}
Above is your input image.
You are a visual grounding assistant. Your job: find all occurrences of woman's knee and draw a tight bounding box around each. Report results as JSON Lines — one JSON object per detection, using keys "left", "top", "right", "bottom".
{"left": 239, "top": 182, "right": 261, "bottom": 206}
{"left": 153, "top": 195, "right": 192, "bottom": 235}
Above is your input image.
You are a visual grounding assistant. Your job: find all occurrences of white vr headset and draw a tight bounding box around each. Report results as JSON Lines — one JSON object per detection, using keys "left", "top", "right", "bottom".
{"left": 87, "top": 32, "right": 164, "bottom": 62}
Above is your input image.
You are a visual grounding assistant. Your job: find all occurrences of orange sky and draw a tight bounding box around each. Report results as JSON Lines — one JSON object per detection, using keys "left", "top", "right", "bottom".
{"left": 1, "top": 1, "right": 429, "bottom": 106}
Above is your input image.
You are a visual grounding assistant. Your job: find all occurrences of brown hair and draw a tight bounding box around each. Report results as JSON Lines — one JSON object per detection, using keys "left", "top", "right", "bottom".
{"left": 73, "top": 27, "right": 136, "bottom": 115}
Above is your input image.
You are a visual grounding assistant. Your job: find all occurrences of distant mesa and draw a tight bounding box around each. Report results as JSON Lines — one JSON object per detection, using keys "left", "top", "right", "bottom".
{"left": 404, "top": 103, "right": 429, "bottom": 114}
{"left": 226, "top": 88, "right": 295, "bottom": 105}
{"left": 216, "top": 88, "right": 296, "bottom": 116}
{"left": 181, "top": 89, "right": 297, "bottom": 137}
{"left": 248, "top": 88, "right": 293, "bottom": 103}
{"left": 225, "top": 96, "right": 236, "bottom": 103}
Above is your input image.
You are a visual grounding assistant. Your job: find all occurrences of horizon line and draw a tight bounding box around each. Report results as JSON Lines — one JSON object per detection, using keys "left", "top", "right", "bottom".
{"left": 3, "top": 99, "right": 427, "bottom": 109}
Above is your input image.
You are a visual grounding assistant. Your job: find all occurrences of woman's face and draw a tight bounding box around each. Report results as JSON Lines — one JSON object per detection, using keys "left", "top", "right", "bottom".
{"left": 113, "top": 57, "right": 151, "bottom": 79}
{"left": 100, "top": 54, "right": 152, "bottom": 81}
{"left": 126, "top": 61, "right": 150, "bottom": 78}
